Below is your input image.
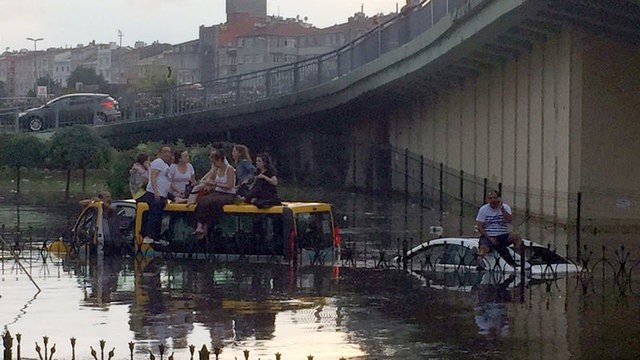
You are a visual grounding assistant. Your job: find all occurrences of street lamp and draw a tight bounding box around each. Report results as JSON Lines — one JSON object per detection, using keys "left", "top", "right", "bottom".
{"left": 26, "top": 37, "right": 43, "bottom": 51}
{"left": 26, "top": 37, "right": 43, "bottom": 96}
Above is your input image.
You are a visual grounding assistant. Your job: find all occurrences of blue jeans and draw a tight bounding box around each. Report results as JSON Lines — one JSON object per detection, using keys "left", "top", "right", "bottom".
{"left": 139, "top": 191, "right": 167, "bottom": 240}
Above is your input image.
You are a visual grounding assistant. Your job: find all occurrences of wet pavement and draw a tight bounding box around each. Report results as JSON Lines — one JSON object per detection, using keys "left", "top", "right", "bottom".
{"left": 1, "top": 189, "right": 640, "bottom": 359}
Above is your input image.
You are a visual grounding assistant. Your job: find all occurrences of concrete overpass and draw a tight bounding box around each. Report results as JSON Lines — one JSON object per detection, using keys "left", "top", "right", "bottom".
{"left": 95, "top": 0, "right": 640, "bottom": 223}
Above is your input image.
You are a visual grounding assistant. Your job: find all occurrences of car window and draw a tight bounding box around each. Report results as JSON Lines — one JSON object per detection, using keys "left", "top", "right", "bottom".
{"left": 114, "top": 204, "right": 136, "bottom": 234}
{"left": 48, "top": 97, "right": 70, "bottom": 108}
{"left": 525, "top": 246, "right": 569, "bottom": 265}
{"left": 70, "top": 96, "right": 92, "bottom": 106}
{"left": 412, "top": 243, "right": 445, "bottom": 269}
{"left": 75, "top": 207, "right": 98, "bottom": 245}
{"left": 440, "top": 243, "right": 477, "bottom": 266}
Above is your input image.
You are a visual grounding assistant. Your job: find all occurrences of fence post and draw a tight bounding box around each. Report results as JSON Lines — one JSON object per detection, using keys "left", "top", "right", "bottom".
{"left": 482, "top": 177, "right": 487, "bottom": 203}
{"left": 2, "top": 331, "right": 13, "bottom": 360}
{"left": 459, "top": 170, "right": 464, "bottom": 218}
{"left": 378, "top": 22, "right": 382, "bottom": 57}
{"left": 404, "top": 148, "right": 409, "bottom": 197}
{"left": 420, "top": 155, "right": 424, "bottom": 208}
{"left": 439, "top": 163, "right": 444, "bottom": 214}
{"left": 235, "top": 76, "right": 242, "bottom": 103}
{"left": 350, "top": 42, "right": 355, "bottom": 71}
{"left": 317, "top": 57, "right": 323, "bottom": 85}
{"left": 293, "top": 62, "right": 300, "bottom": 92}
{"left": 576, "top": 192, "right": 581, "bottom": 260}
{"left": 265, "top": 70, "right": 272, "bottom": 97}
{"left": 352, "top": 141, "right": 357, "bottom": 190}
{"left": 430, "top": 0, "right": 434, "bottom": 25}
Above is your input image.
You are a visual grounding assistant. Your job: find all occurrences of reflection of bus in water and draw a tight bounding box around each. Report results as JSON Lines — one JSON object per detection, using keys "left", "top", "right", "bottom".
{"left": 129, "top": 258, "right": 342, "bottom": 350}
{"left": 134, "top": 202, "right": 340, "bottom": 265}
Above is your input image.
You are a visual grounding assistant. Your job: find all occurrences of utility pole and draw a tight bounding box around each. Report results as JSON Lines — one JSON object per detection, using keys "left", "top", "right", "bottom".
{"left": 117, "top": 29, "right": 123, "bottom": 47}
{"left": 26, "top": 37, "right": 43, "bottom": 96}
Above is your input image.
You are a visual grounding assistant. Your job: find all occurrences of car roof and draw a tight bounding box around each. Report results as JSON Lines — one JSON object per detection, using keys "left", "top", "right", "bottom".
{"left": 406, "top": 237, "right": 543, "bottom": 255}
{"left": 52, "top": 93, "right": 111, "bottom": 100}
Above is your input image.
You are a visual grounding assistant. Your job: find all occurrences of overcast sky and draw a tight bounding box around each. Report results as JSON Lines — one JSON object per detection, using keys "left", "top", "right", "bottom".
{"left": 0, "top": 0, "right": 401, "bottom": 51}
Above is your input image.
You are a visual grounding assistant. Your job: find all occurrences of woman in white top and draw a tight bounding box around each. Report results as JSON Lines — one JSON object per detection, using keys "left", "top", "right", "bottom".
{"left": 194, "top": 147, "right": 236, "bottom": 238}
{"left": 169, "top": 150, "right": 196, "bottom": 199}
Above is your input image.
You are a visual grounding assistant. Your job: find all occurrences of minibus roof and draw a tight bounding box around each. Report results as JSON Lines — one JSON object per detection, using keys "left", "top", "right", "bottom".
{"left": 133, "top": 200, "right": 332, "bottom": 214}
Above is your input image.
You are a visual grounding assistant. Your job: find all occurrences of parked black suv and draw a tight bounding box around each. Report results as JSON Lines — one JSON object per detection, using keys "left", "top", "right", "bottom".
{"left": 18, "top": 93, "right": 121, "bottom": 131}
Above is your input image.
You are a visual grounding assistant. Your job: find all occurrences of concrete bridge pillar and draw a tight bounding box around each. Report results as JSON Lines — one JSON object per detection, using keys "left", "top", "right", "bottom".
{"left": 390, "top": 27, "right": 640, "bottom": 223}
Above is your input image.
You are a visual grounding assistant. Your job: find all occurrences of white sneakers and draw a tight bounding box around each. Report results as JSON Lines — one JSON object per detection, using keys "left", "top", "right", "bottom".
{"left": 142, "top": 236, "right": 170, "bottom": 247}
{"left": 142, "top": 236, "right": 155, "bottom": 244}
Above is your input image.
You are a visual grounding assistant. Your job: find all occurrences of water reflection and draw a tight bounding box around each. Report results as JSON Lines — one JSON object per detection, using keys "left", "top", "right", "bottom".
{"left": 474, "top": 274, "right": 515, "bottom": 337}
{"left": 2, "top": 189, "right": 640, "bottom": 358}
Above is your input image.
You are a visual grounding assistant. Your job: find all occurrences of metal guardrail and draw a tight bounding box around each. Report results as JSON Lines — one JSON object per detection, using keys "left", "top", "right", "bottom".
{"left": 0, "top": 0, "right": 467, "bottom": 133}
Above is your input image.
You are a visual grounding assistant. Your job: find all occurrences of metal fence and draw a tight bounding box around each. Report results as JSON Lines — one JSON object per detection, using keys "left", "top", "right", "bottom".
{"left": 356, "top": 143, "right": 640, "bottom": 258}
{"left": 1, "top": 237, "right": 640, "bottom": 360}
{"left": 0, "top": 0, "right": 471, "bottom": 132}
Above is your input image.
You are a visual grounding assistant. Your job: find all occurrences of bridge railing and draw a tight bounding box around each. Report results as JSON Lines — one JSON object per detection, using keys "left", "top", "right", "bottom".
{"left": 0, "top": 0, "right": 469, "bottom": 132}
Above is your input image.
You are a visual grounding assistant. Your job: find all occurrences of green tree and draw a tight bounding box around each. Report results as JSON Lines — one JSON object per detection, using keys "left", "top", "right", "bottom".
{"left": 48, "top": 125, "right": 111, "bottom": 198}
{"left": 0, "top": 133, "right": 44, "bottom": 194}
{"left": 36, "top": 75, "right": 63, "bottom": 96}
{"left": 105, "top": 149, "right": 135, "bottom": 198}
{"left": 66, "top": 66, "right": 107, "bottom": 92}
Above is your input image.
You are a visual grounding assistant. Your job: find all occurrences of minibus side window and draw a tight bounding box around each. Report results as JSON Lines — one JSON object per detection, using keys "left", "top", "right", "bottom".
{"left": 160, "top": 211, "right": 196, "bottom": 245}
{"left": 295, "top": 212, "right": 332, "bottom": 250}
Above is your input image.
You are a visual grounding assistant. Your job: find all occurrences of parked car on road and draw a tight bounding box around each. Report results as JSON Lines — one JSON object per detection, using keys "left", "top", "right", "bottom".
{"left": 18, "top": 93, "right": 121, "bottom": 131}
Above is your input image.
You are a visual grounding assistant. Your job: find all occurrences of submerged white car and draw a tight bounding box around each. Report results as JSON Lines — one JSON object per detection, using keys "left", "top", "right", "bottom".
{"left": 396, "top": 237, "right": 581, "bottom": 280}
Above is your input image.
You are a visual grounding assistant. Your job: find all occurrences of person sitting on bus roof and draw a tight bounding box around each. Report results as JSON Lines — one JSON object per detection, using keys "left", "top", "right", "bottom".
{"left": 193, "top": 148, "right": 237, "bottom": 239}
{"left": 129, "top": 153, "right": 149, "bottom": 201}
{"left": 241, "top": 152, "right": 281, "bottom": 208}
{"left": 232, "top": 144, "right": 256, "bottom": 197}
{"left": 169, "top": 150, "right": 196, "bottom": 200}
{"left": 139, "top": 145, "right": 173, "bottom": 246}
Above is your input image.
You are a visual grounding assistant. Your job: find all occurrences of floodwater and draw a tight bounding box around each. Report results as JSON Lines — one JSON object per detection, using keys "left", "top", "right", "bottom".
{"left": 1, "top": 188, "right": 640, "bottom": 359}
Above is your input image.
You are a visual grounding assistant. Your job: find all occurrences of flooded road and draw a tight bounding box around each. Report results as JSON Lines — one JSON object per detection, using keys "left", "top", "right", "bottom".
{"left": 1, "top": 188, "right": 640, "bottom": 359}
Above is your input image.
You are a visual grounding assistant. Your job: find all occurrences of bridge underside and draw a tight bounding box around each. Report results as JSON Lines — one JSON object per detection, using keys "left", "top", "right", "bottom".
{"left": 384, "top": 0, "right": 640, "bottom": 222}
{"left": 97, "top": 0, "right": 640, "bottom": 222}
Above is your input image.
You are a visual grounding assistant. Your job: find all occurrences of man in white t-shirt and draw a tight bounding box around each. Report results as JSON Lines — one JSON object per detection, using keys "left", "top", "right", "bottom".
{"left": 475, "top": 190, "right": 522, "bottom": 271}
{"left": 139, "top": 145, "right": 173, "bottom": 246}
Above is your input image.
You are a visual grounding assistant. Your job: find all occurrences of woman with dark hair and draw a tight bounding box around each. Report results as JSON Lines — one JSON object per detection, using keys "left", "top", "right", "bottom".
{"left": 242, "top": 153, "right": 280, "bottom": 208}
{"left": 193, "top": 148, "right": 236, "bottom": 238}
{"left": 129, "top": 153, "right": 149, "bottom": 200}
